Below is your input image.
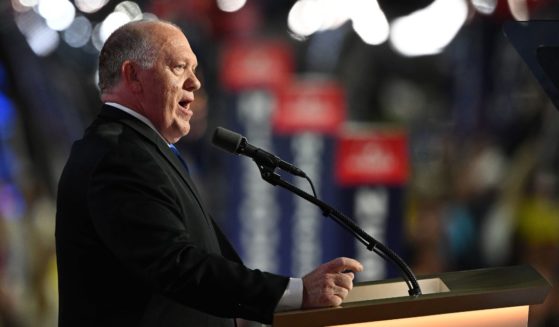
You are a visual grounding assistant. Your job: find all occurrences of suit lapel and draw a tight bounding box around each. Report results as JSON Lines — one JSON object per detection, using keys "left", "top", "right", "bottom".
{"left": 98, "top": 105, "right": 211, "bottom": 220}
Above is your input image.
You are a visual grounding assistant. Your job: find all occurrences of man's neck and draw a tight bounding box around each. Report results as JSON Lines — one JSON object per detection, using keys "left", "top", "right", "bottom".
{"left": 104, "top": 101, "right": 170, "bottom": 145}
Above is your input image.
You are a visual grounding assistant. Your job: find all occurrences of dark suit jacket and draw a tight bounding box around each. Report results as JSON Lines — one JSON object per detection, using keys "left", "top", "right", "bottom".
{"left": 55, "top": 105, "right": 289, "bottom": 326}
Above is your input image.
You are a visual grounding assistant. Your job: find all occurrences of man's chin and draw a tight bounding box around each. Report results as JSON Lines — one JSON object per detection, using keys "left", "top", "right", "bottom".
{"left": 175, "top": 123, "right": 191, "bottom": 139}
{"left": 161, "top": 125, "right": 189, "bottom": 144}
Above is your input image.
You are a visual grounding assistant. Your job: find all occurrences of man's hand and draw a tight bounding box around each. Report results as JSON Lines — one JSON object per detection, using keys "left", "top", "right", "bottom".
{"left": 302, "top": 257, "right": 363, "bottom": 308}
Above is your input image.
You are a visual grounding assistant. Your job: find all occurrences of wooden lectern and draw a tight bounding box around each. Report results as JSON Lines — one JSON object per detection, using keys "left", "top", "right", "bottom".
{"left": 273, "top": 265, "right": 551, "bottom": 327}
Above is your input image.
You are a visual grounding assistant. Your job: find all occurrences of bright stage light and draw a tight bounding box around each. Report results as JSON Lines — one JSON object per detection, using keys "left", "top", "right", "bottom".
{"left": 115, "top": 1, "right": 143, "bottom": 20}
{"left": 350, "top": 0, "right": 389, "bottom": 45}
{"left": 63, "top": 16, "right": 92, "bottom": 48}
{"left": 508, "top": 0, "right": 529, "bottom": 20}
{"left": 471, "top": 0, "right": 497, "bottom": 15}
{"left": 288, "top": 0, "right": 323, "bottom": 38}
{"left": 37, "top": 0, "right": 76, "bottom": 31}
{"left": 75, "top": 0, "right": 109, "bottom": 14}
{"left": 217, "top": 0, "right": 246, "bottom": 13}
{"left": 99, "top": 11, "right": 131, "bottom": 43}
{"left": 288, "top": 0, "right": 388, "bottom": 45}
{"left": 390, "top": 0, "right": 468, "bottom": 57}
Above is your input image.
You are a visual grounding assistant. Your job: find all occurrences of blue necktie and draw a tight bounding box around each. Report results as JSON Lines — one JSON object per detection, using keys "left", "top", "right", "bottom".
{"left": 169, "top": 144, "right": 190, "bottom": 175}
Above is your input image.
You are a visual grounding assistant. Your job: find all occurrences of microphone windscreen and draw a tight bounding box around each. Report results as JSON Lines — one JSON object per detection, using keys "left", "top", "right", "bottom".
{"left": 212, "top": 127, "right": 243, "bottom": 154}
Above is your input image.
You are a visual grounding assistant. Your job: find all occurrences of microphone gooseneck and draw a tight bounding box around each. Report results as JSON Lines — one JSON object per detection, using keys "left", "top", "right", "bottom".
{"left": 211, "top": 126, "right": 423, "bottom": 297}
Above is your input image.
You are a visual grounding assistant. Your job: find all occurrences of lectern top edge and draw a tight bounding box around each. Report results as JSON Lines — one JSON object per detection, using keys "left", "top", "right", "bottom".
{"left": 273, "top": 265, "right": 551, "bottom": 327}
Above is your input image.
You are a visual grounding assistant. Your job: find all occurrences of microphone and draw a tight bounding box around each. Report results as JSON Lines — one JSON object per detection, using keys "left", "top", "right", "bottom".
{"left": 212, "top": 127, "right": 307, "bottom": 177}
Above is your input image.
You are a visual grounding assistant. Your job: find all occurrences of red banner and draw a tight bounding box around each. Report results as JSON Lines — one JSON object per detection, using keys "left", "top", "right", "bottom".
{"left": 220, "top": 41, "right": 293, "bottom": 91}
{"left": 336, "top": 130, "right": 408, "bottom": 186}
{"left": 273, "top": 79, "right": 345, "bottom": 135}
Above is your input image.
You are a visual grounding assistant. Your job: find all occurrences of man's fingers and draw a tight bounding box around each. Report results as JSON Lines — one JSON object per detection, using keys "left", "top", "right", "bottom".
{"left": 343, "top": 271, "right": 355, "bottom": 280}
{"left": 332, "top": 285, "right": 349, "bottom": 299}
{"left": 321, "top": 286, "right": 348, "bottom": 306}
{"left": 302, "top": 257, "right": 363, "bottom": 309}
{"left": 323, "top": 257, "right": 364, "bottom": 273}
{"left": 334, "top": 272, "right": 354, "bottom": 290}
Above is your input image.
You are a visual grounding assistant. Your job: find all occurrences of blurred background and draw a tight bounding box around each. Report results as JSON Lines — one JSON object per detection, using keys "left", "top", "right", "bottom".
{"left": 0, "top": 0, "right": 559, "bottom": 326}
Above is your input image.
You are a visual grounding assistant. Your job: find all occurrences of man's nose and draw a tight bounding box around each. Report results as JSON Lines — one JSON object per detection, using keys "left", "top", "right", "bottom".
{"left": 184, "top": 74, "right": 201, "bottom": 92}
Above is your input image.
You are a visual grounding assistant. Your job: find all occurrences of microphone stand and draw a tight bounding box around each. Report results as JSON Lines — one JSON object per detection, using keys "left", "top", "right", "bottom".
{"left": 254, "top": 160, "right": 422, "bottom": 297}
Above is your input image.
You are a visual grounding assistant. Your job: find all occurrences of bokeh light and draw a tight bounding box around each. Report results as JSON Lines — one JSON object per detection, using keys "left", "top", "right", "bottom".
{"left": 99, "top": 11, "right": 131, "bottom": 44}
{"left": 18, "top": 0, "right": 38, "bottom": 6}
{"left": 63, "top": 16, "right": 92, "bottom": 48}
{"left": 217, "top": 0, "right": 247, "bottom": 13}
{"left": 288, "top": 0, "right": 388, "bottom": 45}
{"left": 390, "top": 0, "right": 468, "bottom": 57}
{"left": 15, "top": 7, "right": 59, "bottom": 56}
{"left": 11, "top": 0, "right": 37, "bottom": 12}
{"left": 74, "top": 0, "right": 109, "bottom": 14}
{"left": 508, "top": 0, "right": 529, "bottom": 20}
{"left": 114, "top": 1, "right": 143, "bottom": 20}
{"left": 42, "top": 0, "right": 76, "bottom": 31}
{"left": 27, "top": 23, "right": 60, "bottom": 56}
{"left": 288, "top": 0, "right": 323, "bottom": 38}
{"left": 471, "top": 0, "right": 498, "bottom": 15}
{"left": 350, "top": 0, "right": 389, "bottom": 45}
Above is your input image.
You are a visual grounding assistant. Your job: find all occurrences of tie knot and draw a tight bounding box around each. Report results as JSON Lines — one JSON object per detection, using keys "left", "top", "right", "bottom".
{"left": 169, "top": 144, "right": 181, "bottom": 156}
{"left": 169, "top": 144, "right": 190, "bottom": 175}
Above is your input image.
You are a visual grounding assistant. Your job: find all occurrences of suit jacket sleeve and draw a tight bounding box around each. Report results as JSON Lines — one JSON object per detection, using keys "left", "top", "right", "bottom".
{"left": 86, "top": 139, "right": 288, "bottom": 323}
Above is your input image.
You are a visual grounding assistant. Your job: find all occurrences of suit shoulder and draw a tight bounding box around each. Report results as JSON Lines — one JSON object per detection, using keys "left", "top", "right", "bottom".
{"left": 82, "top": 118, "right": 154, "bottom": 153}
{"left": 65, "top": 119, "right": 157, "bottom": 177}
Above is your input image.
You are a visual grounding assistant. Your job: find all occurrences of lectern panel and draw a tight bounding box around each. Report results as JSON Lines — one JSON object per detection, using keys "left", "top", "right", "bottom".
{"left": 327, "top": 306, "right": 528, "bottom": 327}
{"left": 344, "top": 278, "right": 449, "bottom": 303}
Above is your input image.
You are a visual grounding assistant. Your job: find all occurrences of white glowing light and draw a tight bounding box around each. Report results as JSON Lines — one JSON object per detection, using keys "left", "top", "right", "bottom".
{"left": 28, "top": 24, "right": 60, "bottom": 56}
{"left": 94, "top": 69, "right": 100, "bottom": 90}
{"left": 44, "top": 0, "right": 76, "bottom": 31}
{"left": 115, "top": 1, "right": 143, "bottom": 20}
{"left": 100, "top": 11, "right": 131, "bottom": 43}
{"left": 390, "top": 0, "right": 469, "bottom": 57}
{"left": 217, "top": 0, "right": 246, "bottom": 13}
{"left": 63, "top": 16, "right": 92, "bottom": 48}
{"left": 288, "top": 0, "right": 323, "bottom": 37}
{"left": 19, "top": 0, "right": 38, "bottom": 6}
{"left": 37, "top": 0, "right": 58, "bottom": 20}
{"left": 91, "top": 22, "right": 103, "bottom": 51}
{"left": 320, "top": 0, "right": 352, "bottom": 30}
{"left": 350, "top": 0, "right": 389, "bottom": 45}
{"left": 141, "top": 12, "right": 159, "bottom": 21}
{"left": 508, "top": 0, "right": 529, "bottom": 20}
{"left": 288, "top": 0, "right": 387, "bottom": 44}
{"left": 14, "top": 7, "right": 41, "bottom": 35}
{"left": 75, "top": 0, "right": 109, "bottom": 14}
{"left": 11, "top": 0, "right": 37, "bottom": 12}
{"left": 471, "top": 0, "right": 497, "bottom": 14}
{"left": 16, "top": 7, "right": 60, "bottom": 55}
{"left": 288, "top": 0, "right": 352, "bottom": 38}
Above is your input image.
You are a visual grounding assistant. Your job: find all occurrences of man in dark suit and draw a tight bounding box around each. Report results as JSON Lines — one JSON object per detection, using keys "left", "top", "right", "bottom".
{"left": 55, "top": 20, "right": 363, "bottom": 326}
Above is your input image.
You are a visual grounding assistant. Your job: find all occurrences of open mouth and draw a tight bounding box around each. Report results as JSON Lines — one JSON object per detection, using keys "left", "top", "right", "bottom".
{"left": 178, "top": 100, "right": 189, "bottom": 109}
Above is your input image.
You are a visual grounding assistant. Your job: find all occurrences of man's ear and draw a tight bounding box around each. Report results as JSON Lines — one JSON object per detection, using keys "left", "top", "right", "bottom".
{"left": 121, "top": 60, "right": 142, "bottom": 93}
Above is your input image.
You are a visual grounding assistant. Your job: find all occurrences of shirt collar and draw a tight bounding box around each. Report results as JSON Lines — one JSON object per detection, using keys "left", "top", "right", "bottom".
{"left": 105, "top": 102, "right": 170, "bottom": 145}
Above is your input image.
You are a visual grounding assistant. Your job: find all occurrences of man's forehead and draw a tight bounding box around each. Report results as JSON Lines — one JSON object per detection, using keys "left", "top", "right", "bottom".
{"left": 130, "top": 21, "right": 196, "bottom": 65}
{"left": 150, "top": 27, "right": 192, "bottom": 51}
{"left": 160, "top": 37, "right": 196, "bottom": 60}
{"left": 149, "top": 23, "right": 185, "bottom": 42}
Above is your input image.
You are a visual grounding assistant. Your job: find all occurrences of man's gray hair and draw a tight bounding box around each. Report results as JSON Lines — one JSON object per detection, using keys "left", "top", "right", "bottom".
{"left": 98, "top": 21, "right": 161, "bottom": 92}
